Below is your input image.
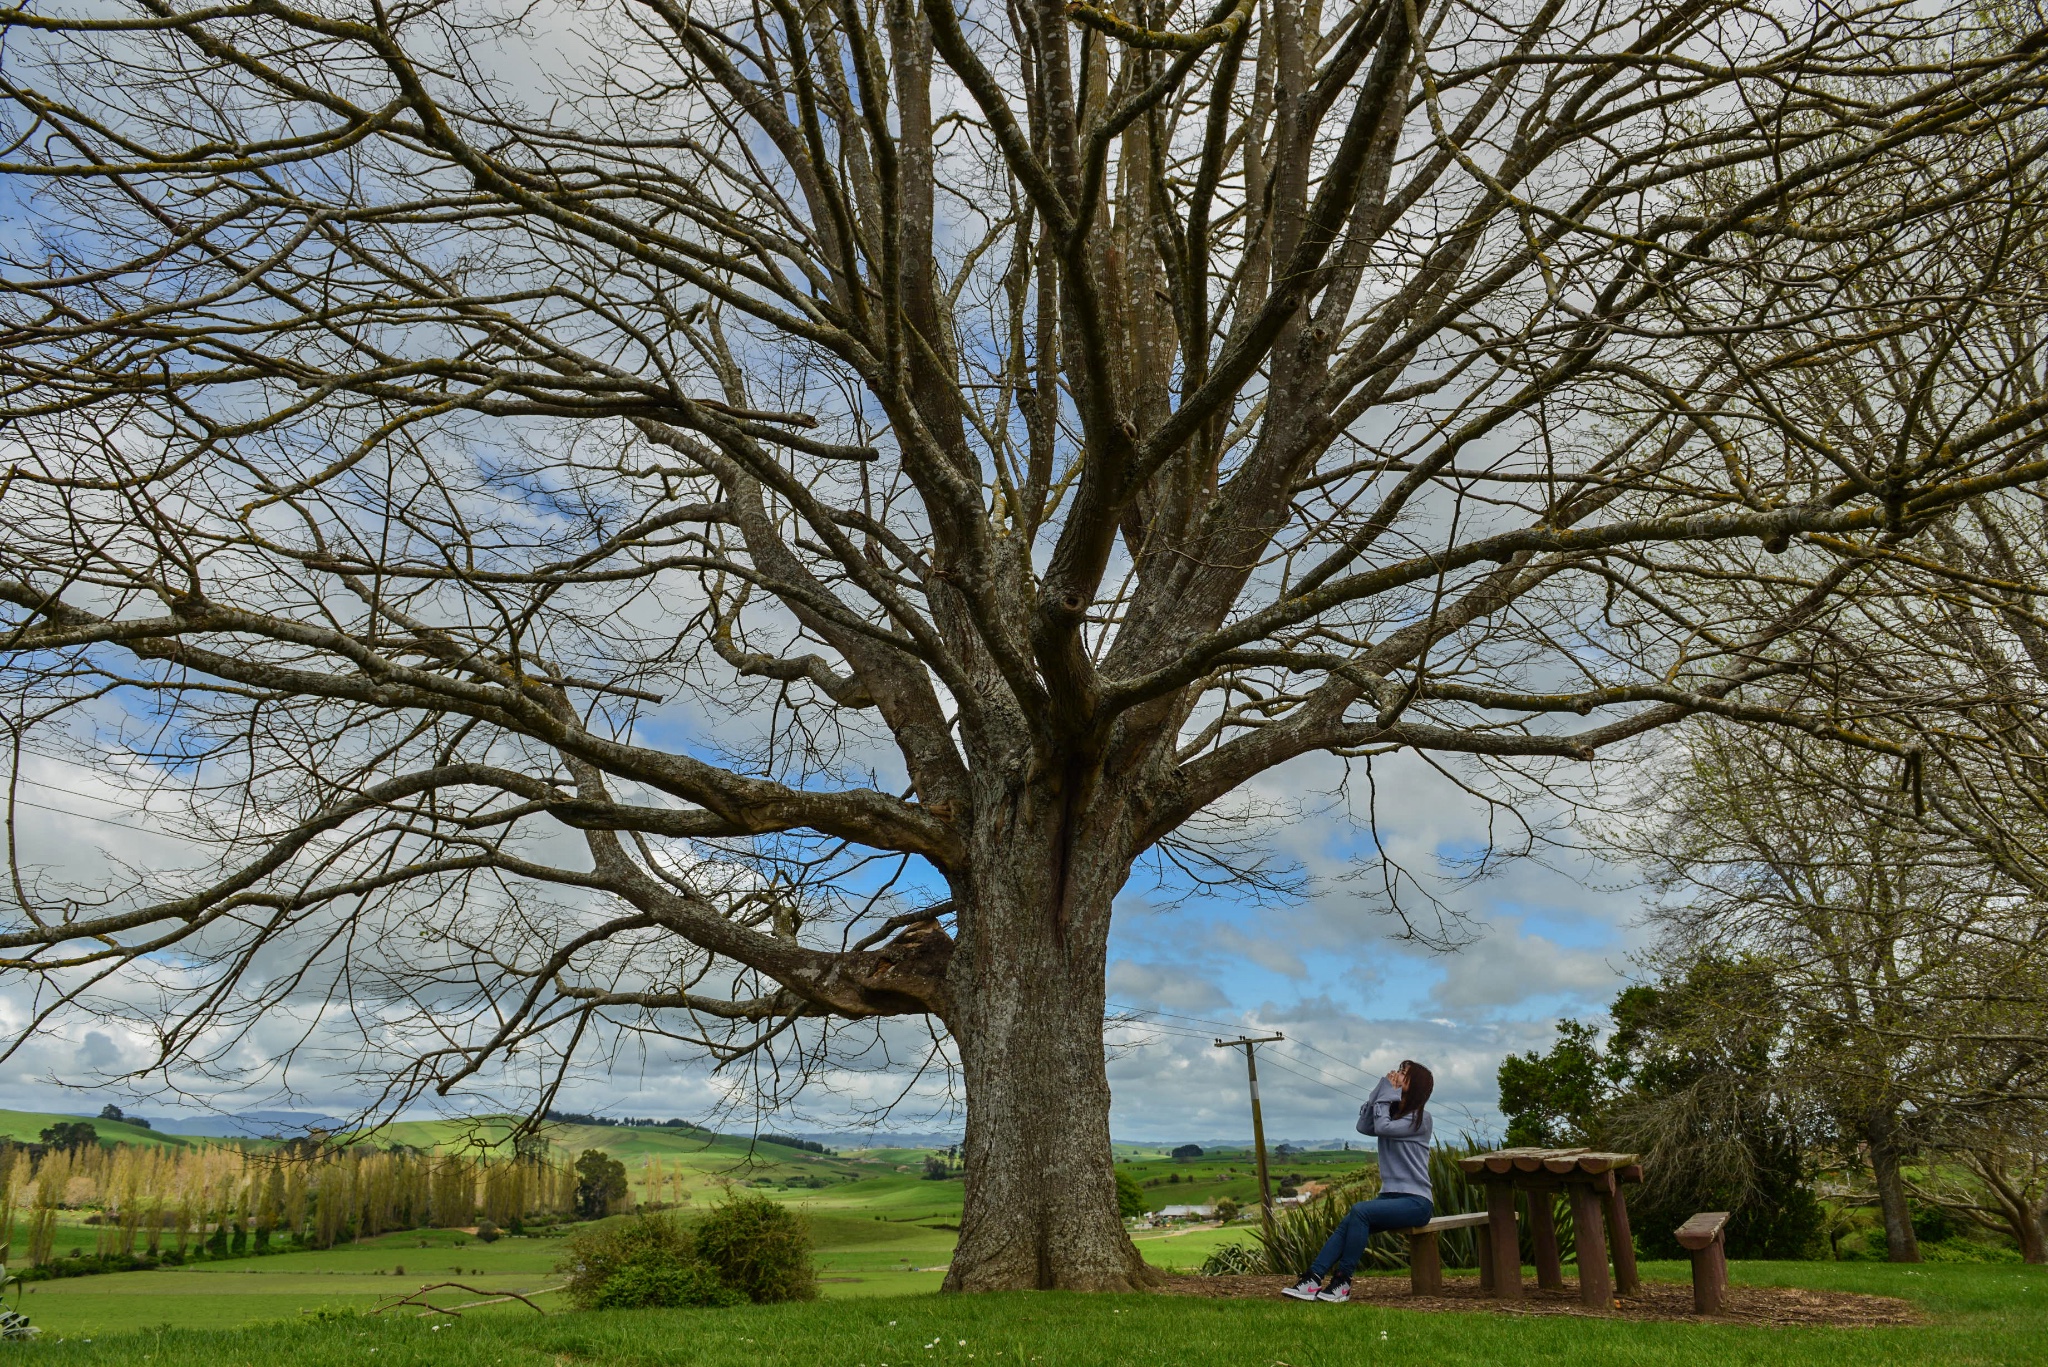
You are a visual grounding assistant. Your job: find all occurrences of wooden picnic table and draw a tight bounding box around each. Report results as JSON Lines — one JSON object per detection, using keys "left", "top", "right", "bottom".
{"left": 1455, "top": 1147, "right": 1643, "bottom": 1308}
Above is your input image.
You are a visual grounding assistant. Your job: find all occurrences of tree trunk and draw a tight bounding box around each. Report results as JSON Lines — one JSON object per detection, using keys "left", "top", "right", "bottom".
{"left": 1866, "top": 1117, "right": 1920, "bottom": 1262}
{"left": 1970, "top": 1154, "right": 2048, "bottom": 1264}
{"left": 942, "top": 791, "right": 1157, "bottom": 1292}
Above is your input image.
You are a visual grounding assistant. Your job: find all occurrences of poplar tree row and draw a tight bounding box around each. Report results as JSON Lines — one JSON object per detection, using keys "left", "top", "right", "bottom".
{"left": 0, "top": 1141, "right": 581, "bottom": 1266}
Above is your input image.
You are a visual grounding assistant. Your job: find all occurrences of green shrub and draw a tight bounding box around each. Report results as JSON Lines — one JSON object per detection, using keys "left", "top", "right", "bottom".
{"left": 1921, "top": 1237, "right": 2022, "bottom": 1264}
{"left": 692, "top": 1192, "right": 817, "bottom": 1303}
{"left": 593, "top": 1253, "right": 744, "bottom": 1309}
{"left": 1198, "top": 1242, "right": 1264, "bottom": 1275}
{"left": 557, "top": 1212, "right": 739, "bottom": 1311}
{"left": 1910, "top": 1203, "right": 1957, "bottom": 1244}
{"left": 300, "top": 1303, "right": 362, "bottom": 1322}
{"left": 1251, "top": 1168, "right": 1385, "bottom": 1276}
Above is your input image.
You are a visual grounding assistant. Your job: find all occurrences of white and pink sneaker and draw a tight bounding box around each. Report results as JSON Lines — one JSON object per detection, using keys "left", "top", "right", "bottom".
{"left": 1281, "top": 1277, "right": 1322, "bottom": 1301}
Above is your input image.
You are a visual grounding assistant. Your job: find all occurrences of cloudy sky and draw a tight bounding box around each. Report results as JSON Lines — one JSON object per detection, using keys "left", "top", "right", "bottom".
{"left": 0, "top": 726, "right": 1651, "bottom": 1145}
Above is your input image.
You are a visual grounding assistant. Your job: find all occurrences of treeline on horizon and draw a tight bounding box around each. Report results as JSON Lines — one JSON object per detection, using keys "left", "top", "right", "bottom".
{"left": 540, "top": 1111, "right": 834, "bottom": 1155}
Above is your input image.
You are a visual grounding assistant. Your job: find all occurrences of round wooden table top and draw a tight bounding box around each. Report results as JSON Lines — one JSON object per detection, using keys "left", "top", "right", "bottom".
{"left": 1455, "top": 1146, "right": 1640, "bottom": 1176}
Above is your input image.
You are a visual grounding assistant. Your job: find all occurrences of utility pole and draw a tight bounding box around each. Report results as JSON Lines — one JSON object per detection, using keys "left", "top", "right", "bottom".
{"left": 1216, "top": 1033, "right": 1286, "bottom": 1234}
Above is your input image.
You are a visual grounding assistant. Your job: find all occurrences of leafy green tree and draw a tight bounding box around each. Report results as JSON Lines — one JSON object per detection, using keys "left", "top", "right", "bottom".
{"left": 1498, "top": 969, "right": 1826, "bottom": 1261}
{"left": 573, "top": 1149, "right": 629, "bottom": 1220}
{"left": 1115, "top": 1169, "right": 1145, "bottom": 1219}
{"left": 1497, "top": 1019, "right": 1609, "bottom": 1148}
{"left": 38, "top": 1121, "right": 98, "bottom": 1152}
{"left": 1600, "top": 968, "right": 1826, "bottom": 1261}
{"left": 1616, "top": 718, "right": 2048, "bottom": 1262}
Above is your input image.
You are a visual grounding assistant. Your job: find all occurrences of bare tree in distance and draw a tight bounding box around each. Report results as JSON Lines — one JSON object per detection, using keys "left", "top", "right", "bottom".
{"left": 1616, "top": 721, "right": 2048, "bottom": 1261}
{"left": 4, "top": 0, "right": 2048, "bottom": 1290}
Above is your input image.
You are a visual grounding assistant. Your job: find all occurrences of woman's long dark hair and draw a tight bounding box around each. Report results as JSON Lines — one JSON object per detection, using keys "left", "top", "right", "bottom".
{"left": 1392, "top": 1061, "right": 1435, "bottom": 1122}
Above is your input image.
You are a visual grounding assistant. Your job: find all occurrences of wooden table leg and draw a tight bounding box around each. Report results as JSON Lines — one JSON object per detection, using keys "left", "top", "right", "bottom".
{"left": 1475, "top": 1225, "right": 1495, "bottom": 1292}
{"left": 1601, "top": 1170, "right": 1640, "bottom": 1296}
{"left": 1486, "top": 1180, "right": 1522, "bottom": 1300}
{"left": 1527, "top": 1185, "right": 1564, "bottom": 1290}
{"left": 1568, "top": 1181, "right": 1612, "bottom": 1310}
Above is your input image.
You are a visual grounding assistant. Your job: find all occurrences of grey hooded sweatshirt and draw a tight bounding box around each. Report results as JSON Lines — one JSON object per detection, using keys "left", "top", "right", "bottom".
{"left": 1356, "top": 1077, "right": 1433, "bottom": 1200}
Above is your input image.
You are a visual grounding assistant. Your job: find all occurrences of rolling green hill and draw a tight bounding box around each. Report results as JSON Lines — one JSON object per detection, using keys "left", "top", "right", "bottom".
{"left": 0, "top": 1109, "right": 193, "bottom": 1150}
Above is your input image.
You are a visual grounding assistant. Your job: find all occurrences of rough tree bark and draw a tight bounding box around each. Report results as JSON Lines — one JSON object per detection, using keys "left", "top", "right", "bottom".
{"left": 944, "top": 756, "right": 1156, "bottom": 1288}
{"left": 1867, "top": 1114, "right": 1923, "bottom": 1264}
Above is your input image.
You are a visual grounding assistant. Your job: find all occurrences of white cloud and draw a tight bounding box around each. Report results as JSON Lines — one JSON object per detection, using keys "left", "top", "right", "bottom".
{"left": 1209, "top": 925, "right": 1309, "bottom": 978}
{"left": 1425, "top": 917, "right": 1623, "bottom": 1013}
{"left": 1106, "top": 961, "right": 1230, "bottom": 1012}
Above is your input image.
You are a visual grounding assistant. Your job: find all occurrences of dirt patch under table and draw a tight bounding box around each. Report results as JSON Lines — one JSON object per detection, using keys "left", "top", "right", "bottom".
{"left": 1152, "top": 1273, "right": 1923, "bottom": 1328}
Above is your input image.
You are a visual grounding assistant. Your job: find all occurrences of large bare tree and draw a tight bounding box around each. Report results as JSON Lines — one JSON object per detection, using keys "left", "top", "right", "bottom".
{"left": 5, "top": 0, "right": 2048, "bottom": 1289}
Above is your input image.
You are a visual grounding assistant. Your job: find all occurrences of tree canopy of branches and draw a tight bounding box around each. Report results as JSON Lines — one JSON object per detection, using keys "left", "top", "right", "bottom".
{"left": 5, "top": 0, "right": 2048, "bottom": 1289}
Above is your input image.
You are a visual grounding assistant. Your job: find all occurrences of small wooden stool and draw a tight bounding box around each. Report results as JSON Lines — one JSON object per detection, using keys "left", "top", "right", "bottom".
{"left": 1674, "top": 1211, "right": 1731, "bottom": 1313}
{"left": 1404, "top": 1210, "right": 1506, "bottom": 1296}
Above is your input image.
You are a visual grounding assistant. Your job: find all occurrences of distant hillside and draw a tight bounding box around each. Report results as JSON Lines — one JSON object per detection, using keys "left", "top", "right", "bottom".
{"left": 0, "top": 1109, "right": 192, "bottom": 1149}
{"left": 794, "top": 1131, "right": 963, "bottom": 1150}
{"left": 151, "top": 1110, "right": 344, "bottom": 1139}
{"left": 346, "top": 1114, "right": 857, "bottom": 1165}
{"left": 0, "top": 1106, "right": 913, "bottom": 1168}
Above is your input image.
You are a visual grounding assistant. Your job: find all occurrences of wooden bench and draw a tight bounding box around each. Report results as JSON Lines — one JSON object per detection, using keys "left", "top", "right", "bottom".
{"left": 1674, "top": 1211, "right": 1730, "bottom": 1313}
{"left": 1404, "top": 1210, "right": 1509, "bottom": 1296}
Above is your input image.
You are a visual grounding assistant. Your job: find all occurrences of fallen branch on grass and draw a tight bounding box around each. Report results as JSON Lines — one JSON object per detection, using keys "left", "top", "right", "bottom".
{"left": 370, "top": 1282, "right": 564, "bottom": 1318}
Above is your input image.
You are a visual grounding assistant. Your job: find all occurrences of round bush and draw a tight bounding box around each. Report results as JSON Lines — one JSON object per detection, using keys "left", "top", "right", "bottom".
{"left": 592, "top": 1252, "right": 745, "bottom": 1309}
{"left": 559, "top": 1212, "right": 737, "bottom": 1310}
{"left": 691, "top": 1192, "right": 817, "bottom": 1303}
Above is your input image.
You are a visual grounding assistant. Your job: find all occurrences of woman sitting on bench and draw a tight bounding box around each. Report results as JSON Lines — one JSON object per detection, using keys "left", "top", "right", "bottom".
{"left": 1282, "top": 1060, "right": 1434, "bottom": 1303}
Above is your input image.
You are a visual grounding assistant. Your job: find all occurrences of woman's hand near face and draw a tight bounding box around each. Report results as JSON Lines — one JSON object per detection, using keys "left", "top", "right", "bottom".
{"left": 1385, "top": 1066, "right": 1407, "bottom": 1089}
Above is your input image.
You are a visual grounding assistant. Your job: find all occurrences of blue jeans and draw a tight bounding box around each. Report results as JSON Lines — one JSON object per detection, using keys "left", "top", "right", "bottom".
{"left": 1307, "top": 1193, "right": 1433, "bottom": 1282}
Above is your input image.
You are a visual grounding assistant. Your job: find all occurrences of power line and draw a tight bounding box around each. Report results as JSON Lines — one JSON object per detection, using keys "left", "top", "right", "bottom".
{"left": 1257, "top": 1051, "right": 1364, "bottom": 1100}
{"left": 1268, "top": 1047, "right": 1371, "bottom": 1093}
{"left": 1107, "top": 1001, "right": 1248, "bottom": 1032}
{"left": 1105, "top": 1015, "right": 1368, "bottom": 1100}
{"left": 1291, "top": 1037, "right": 1385, "bottom": 1085}
{"left": 1110, "top": 1001, "right": 1383, "bottom": 1090}
{"left": 0, "top": 793, "right": 157, "bottom": 835}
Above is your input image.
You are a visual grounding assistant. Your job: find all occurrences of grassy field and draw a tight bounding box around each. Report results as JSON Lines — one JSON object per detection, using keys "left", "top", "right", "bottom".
{"left": 0, "top": 1110, "right": 192, "bottom": 1150}
{"left": 1114, "top": 1149, "right": 1366, "bottom": 1214}
{"left": 8, "top": 1262, "right": 2046, "bottom": 1366}
{"left": 9, "top": 1114, "right": 2037, "bottom": 1363}
{"left": 9, "top": 1212, "right": 962, "bottom": 1338}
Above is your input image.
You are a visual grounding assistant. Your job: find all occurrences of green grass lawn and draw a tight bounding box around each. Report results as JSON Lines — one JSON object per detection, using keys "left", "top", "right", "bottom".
{"left": 9, "top": 1211, "right": 963, "bottom": 1337}
{"left": 9, "top": 1262, "right": 2046, "bottom": 1366}
{"left": 7, "top": 1116, "right": 2037, "bottom": 1364}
